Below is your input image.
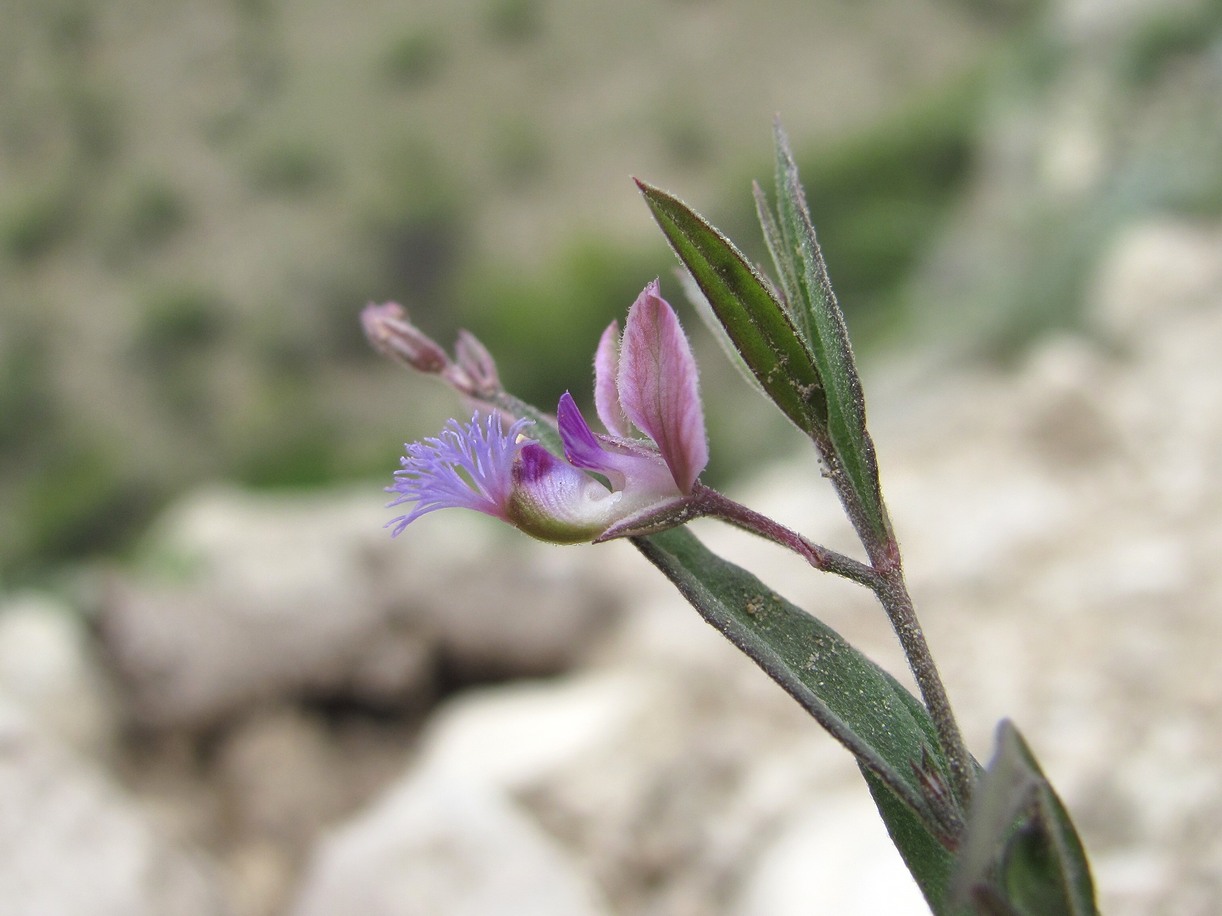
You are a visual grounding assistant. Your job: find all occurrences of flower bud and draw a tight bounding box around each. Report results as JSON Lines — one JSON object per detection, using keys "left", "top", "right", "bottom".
{"left": 361, "top": 302, "right": 450, "bottom": 374}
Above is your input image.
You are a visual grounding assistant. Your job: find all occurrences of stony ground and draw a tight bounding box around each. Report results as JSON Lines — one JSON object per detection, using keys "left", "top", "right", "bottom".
{"left": 2, "top": 214, "right": 1220, "bottom": 915}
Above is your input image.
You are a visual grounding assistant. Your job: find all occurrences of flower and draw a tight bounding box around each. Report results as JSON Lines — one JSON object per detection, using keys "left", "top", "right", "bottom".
{"left": 386, "top": 280, "right": 708, "bottom": 543}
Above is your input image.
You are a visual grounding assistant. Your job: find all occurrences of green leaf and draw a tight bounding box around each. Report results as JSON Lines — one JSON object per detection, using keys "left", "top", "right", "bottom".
{"left": 771, "top": 123, "right": 890, "bottom": 542}
{"left": 633, "top": 527, "right": 959, "bottom": 909}
{"left": 950, "top": 720, "right": 1098, "bottom": 916}
{"left": 676, "top": 270, "right": 769, "bottom": 401}
{"left": 864, "top": 768, "right": 957, "bottom": 913}
{"left": 753, "top": 179, "right": 807, "bottom": 337}
{"left": 635, "top": 179, "right": 828, "bottom": 438}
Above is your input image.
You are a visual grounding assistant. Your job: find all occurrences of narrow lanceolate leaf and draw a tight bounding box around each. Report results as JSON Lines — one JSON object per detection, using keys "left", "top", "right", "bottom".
{"left": 772, "top": 123, "right": 890, "bottom": 542}
{"left": 753, "top": 179, "right": 808, "bottom": 341}
{"left": 633, "top": 527, "right": 960, "bottom": 910}
{"left": 675, "top": 268, "right": 768, "bottom": 402}
{"left": 950, "top": 720, "right": 1098, "bottom": 916}
{"left": 635, "top": 179, "right": 828, "bottom": 438}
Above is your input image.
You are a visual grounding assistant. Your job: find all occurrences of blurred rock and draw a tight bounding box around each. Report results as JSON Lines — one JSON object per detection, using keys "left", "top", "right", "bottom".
{"left": 0, "top": 698, "right": 229, "bottom": 916}
{"left": 295, "top": 657, "right": 927, "bottom": 916}
{"left": 291, "top": 773, "right": 610, "bottom": 916}
{"left": 98, "top": 488, "right": 421, "bottom": 728}
{"left": 510, "top": 670, "right": 927, "bottom": 916}
{"left": 215, "top": 708, "right": 350, "bottom": 850}
{"left": 290, "top": 674, "right": 635, "bottom": 916}
{"left": 99, "top": 488, "right": 618, "bottom": 729}
{"left": 0, "top": 592, "right": 116, "bottom": 759}
{"left": 1088, "top": 220, "right": 1222, "bottom": 342}
{"left": 396, "top": 544, "right": 621, "bottom": 683}
{"left": 210, "top": 707, "right": 414, "bottom": 916}
{"left": 732, "top": 793, "right": 930, "bottom": 916}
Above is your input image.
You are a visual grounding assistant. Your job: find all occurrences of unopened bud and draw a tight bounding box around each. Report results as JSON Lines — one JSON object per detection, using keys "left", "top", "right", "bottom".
{"left": 361, "top": 302, "right": 450, "bottom": 374}
{"left": 451, "top": 329, "right": 501, "bottom": 397}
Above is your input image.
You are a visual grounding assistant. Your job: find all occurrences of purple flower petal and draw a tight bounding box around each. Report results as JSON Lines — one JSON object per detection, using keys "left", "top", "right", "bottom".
{"left": 557, "top": 391, "right": 616, "bottom": 475}
{"left": 593, "top": 321, "right": 631, "bottom": 437}
{"left": 616, "top": 281, "right": 708, "bottom": 494}
{"left": 557, "top": 391, "right": 678, "bottom": 496}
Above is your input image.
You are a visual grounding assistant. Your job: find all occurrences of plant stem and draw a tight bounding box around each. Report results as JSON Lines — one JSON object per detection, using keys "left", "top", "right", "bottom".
{"left": 817, "top": 450, "right": 977, "bottom": 812}
{"left": 873, "top": 562, "right": 975, "bottom": 811}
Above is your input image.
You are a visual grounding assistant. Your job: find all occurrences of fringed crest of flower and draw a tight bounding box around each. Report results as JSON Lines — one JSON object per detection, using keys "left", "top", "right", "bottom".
{"left": 387, "top": 414, "right": 530, "bottom": 535}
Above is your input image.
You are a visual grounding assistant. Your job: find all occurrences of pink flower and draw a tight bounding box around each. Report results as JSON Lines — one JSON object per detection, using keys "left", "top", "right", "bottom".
{"left": 386, "top": 281, "right": 708, "bottom": 543}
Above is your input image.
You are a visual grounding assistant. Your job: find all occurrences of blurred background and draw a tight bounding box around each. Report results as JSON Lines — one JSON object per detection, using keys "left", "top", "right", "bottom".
{"left": 3, "top": 0, "right": 1220, "bottom": 577}
{"left": 2, "top": 0, "right": 1221, "bottom": 913}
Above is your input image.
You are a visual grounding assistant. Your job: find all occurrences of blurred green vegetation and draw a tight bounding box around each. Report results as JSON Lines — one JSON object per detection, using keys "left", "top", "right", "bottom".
{"left": 2, "top": 0, "right": 1218, "bottom": 580}
{"left": 785, "top": 86, "right": 979, "bottom": 346}
{"left": 968, "top": 2, "right": 1222, "bottom": 359}
{"left": 109, "top": 177, "right": 191, "bottom": 254}
{"left": 0, "top": 189, "right": 78, "bottom": 263}
{"left": 243, "top": 141, "right": 334, "bottom": 196}
{"left": 454, "top": 241, "right": 672, "bottom": 408}
{"left": 0, "top": 65, "right": 980, "bottom": 578}
{"left": 1119, "top": 2, "right": 1222, "bottom": 87}
{"left": 380, "top": 28, "right": 449, "bottom": 90}
{"left": 483, "top": 0, "right": 546, "bottom": 45}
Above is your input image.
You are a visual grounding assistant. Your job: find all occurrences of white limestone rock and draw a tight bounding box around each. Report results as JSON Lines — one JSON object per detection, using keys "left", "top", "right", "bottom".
{"left": 0, "top": 699, "right": 229, "bottom": 916}
{"left": 0, "top": 592, "right": 116, "bottom": 759}
{"left": 291, "top": 773, "right": 610, "bottom": 916}
{"left": 99, "top": 488, "right": 617, "bottom": 728}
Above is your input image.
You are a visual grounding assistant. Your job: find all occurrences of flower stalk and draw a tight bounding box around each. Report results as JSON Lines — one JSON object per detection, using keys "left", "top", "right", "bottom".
{"left": 684, "top": 485, "right": 880, "bottom": 589}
